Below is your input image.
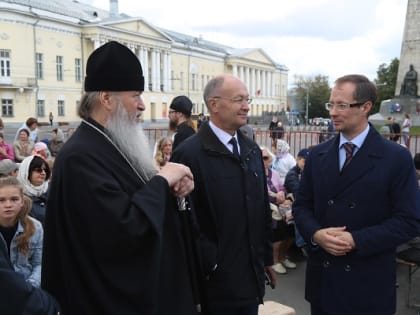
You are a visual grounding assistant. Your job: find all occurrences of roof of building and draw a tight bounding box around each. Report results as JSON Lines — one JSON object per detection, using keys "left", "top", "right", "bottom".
{"left": 1, "top": 0, "right": 287, "bottom": 70}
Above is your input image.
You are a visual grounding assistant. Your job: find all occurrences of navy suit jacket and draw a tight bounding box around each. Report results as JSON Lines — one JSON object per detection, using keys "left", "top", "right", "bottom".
{"left": 293, "top": 126, "right": 420, "bottom": 315}
{"left": 0, "top": 236, "right": 58, "bottom": 315}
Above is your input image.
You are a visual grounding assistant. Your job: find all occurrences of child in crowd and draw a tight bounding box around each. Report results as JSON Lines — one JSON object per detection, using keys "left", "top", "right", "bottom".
{"left": 0, "top": 176, "right": 43, "bottom": 287}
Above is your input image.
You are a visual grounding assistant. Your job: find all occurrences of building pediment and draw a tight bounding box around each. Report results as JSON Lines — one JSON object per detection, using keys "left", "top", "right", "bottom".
{"left": 228, "top": 48, "right": 275, "bottom": 67}
{"left": 98, "top": 18, "right": 172, "bottom": 42}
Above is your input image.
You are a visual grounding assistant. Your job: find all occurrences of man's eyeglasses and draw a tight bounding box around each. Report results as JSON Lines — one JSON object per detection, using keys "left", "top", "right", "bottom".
{"left": 33, "top": 167, "right": 47, "bottom": 173}
{"left": 325, "top": 102, "right": 366, "bottom": 111}
{"left": 212, "top": 96, "right": 252, "bottom": 104}
{"left": 262, "top": 156, "right": 270, "bottom": 161}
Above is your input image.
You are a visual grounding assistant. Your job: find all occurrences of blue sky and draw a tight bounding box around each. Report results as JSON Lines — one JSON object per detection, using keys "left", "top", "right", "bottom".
{"left": 91, "top": 0, "right": 408, "bottom": 87}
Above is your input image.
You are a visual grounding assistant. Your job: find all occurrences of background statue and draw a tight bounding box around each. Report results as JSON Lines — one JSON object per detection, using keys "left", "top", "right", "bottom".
{"left": 400, "top": 64, "right": 418, "bottom": 96}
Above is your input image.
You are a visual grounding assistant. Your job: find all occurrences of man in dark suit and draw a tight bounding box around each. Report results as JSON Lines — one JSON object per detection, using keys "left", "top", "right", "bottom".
{"left": 0, "top": 236, "right": 59, "bottom": 315}
{"left": 171, "top": 74, "right": 275, "bottom": 315}
{"left": 293, "top": 74, "right": 420, "bottom": 315}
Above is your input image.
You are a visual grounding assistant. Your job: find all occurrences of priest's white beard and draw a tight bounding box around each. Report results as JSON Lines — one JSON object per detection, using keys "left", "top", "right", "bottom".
{"left": 106, "top": 101, "right": 157, "bottom": 181}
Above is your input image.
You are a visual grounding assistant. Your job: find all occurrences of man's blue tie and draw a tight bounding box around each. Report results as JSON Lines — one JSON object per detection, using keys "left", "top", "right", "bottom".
{"left": 229, "top": 137, "right": 240, "bottom": 159}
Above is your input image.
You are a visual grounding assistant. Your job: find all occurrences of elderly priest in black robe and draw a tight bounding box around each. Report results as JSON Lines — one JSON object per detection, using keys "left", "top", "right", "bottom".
{"left": 42, "top": 41, "right": 201, "bottom": 315}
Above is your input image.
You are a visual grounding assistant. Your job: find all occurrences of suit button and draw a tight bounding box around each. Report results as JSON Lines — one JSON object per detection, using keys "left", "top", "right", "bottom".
{"left": 348, "top": 202, "right": 356, "bottom": 208}
{"left": 328, "top": 200, "right": 334, "bottom": 206}
{"left": 323, "top": 260, "right": 330, "bottom": 268}
{"left": 344, "top": 264, "right": 351, "bottom": 272}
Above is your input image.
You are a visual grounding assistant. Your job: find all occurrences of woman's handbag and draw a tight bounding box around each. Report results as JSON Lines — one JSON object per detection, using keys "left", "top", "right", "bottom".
{"left": 270, "top": 202, "right": 284, "bottom": 221}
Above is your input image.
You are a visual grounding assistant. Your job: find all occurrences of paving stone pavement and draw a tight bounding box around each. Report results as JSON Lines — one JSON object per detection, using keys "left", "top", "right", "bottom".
{"left": 263, "top": 246, "right": 420, "bottom": 315}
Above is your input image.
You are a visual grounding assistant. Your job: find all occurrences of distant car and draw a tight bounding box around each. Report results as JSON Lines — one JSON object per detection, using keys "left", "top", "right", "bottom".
{"left": 312, "top": 117, "right": 330, "bottom": 126}
{"left": 321, "top": 118, "right": 331, "bottom": 126}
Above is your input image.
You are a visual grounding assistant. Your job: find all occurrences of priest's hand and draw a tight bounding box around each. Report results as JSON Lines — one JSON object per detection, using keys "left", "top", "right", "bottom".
{"left": 157, "top": 162, "right": 194, "bottom": 197}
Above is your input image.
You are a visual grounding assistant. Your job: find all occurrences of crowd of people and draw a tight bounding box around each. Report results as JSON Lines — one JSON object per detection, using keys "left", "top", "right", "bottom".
{"left": 1, "top": 41, "right": 420, "bottom": 315}
{"left": 380, "top": 114, "right": 412, "bottom": 147}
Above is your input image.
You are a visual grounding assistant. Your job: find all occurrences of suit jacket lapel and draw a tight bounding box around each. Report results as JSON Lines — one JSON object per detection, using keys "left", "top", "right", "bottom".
{"left": 319, "top": 137, "right": 341, "bottom": 197}
{"left": 322, "top": 128, "right": 382, "bottom": 198}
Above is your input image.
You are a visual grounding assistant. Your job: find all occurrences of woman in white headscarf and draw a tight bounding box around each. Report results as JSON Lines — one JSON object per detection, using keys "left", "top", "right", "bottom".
{"left": 270, "top": 139, "right": 296, "bottom": 186}
{"left": 17, "top": 155, "right": 51, "bottom": 226}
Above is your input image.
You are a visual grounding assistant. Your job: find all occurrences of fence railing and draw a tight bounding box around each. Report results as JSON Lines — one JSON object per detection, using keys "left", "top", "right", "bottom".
{"left": 144, "top": 128, "right": 420, "bottom": 157}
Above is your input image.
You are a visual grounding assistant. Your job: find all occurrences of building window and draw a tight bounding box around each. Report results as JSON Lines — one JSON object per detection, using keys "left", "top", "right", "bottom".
{"left": 1, "top": 99, "right": 13, "bottom": 117}
{"left": 36, "top": 53, "right": 43, "bottom": 80}
{"left": 37, "top": 100, "right": 45, "bottom": 117}
{"left": 58, "top": 100, "right": 65, "bottom": 116}
{"left": 75, "top": 58, "right": 81, "bottom": 82}
{"left": 0, "top": 50, "right": 11, "bottom": 84}
{"left": 201, "top": 74, "right": 205, "bottom": 90}
{"left": 56, "top": 56, "right": 63, "bottom": 81}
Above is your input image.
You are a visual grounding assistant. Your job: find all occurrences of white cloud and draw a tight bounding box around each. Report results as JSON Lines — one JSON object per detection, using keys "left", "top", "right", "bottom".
{"left": 92, "top": 0, "right": 408, "bottom": 87}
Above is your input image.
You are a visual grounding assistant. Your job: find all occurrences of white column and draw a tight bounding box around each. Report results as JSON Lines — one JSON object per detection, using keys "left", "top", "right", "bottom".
{"left": 93, "top": 39, "right": 101, "bottom": 50}
{"left": 239, "top": 66, "right": 244, "bottom": 82}
{"left": 245, "top": 67, "right": 250, "bottom": 93}
{"left": 137, "top": 47, "right": 143, "bottom": 66}
{"left": 262, "top": 70, "right": 266, "bottom": 97}
{"left": 136, "top": 47, "right": 144, "bottom": 90}
{"left": 142, "top": 48, "right": 149, "bottom": 91}
{"left": 251, "top": 68, "right": 256, "bottom": 97}
{"left": 266, "top": 71, "right": 270, "bottom": 97}
{"left": 167, "top": 53, "right": 172, "bottom": 91}
{"left": 232, "top": 64, "right": 238, "bottom": 77}
{"left": 162, "top": 51, "right": 168, "bottom": 92}
{"left": 151, "top": 49, "right": 157, "bottom": 91}
{"left": 256, "top": 69, "right": 261, "bottom": 96}
{"left": 270, "top": 72, "right": 275, "bottom": 97}
{"left": 156, "top": 50, "right": 161, "bottom": 91}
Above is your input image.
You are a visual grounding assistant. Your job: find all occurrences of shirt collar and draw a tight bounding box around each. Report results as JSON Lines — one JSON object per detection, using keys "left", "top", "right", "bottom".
{"left": 209, "top": 120, "right": 238, "bottom": 147}
{"left": 339, "top": 124, "right": 370, "bottom": 149}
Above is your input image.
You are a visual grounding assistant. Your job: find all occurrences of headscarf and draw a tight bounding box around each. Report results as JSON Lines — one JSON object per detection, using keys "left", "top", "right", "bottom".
{"left": 17, "top": 155, "right": 49, "bottom": 197}
{"left": 276, "top": 139, "right": 290, "bottom": 155}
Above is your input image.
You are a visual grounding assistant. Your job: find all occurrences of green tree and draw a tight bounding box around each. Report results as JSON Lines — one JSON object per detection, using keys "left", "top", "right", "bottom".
{"left": 294, "top": 75, "right": 331, "bottom": 122}
{"left": 373, "top": 58, "right": 399, "bottom": 114}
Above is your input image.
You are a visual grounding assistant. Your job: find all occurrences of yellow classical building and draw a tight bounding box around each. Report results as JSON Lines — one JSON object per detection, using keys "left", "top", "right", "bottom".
{"left": 0, "top": 0, "right": 288, "bottom": 126}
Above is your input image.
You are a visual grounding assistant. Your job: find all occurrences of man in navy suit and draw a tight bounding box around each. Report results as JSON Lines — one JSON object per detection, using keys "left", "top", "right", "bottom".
{"left": 293, "top": 74, "right": 420, "bottom": 315}
{"left": 0, "top": 236, "right": 59, "bottom": 315}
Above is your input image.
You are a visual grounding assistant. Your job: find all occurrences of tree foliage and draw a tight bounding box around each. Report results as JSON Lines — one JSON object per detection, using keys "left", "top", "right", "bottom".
{"left": 373, "top": 58, "right": 399, "bottom": 114}
{"left": 294, "top": 74, "right": 331, "bottom": 121}
{"left": 291, "top": 58, "right": 399, "bottom": 118}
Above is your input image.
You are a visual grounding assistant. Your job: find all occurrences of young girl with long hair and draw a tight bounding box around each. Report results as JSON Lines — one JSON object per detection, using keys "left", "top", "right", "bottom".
{"left": 0, "top": 176, "right": 43, "bottom": 287}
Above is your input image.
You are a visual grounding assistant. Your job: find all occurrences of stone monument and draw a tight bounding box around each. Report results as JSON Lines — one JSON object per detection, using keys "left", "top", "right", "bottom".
{"left": 378, "top": 0, "right": 420, "bottom": 125}
{"left": 400, "top": 64, "right": 418, "bottom": 97}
